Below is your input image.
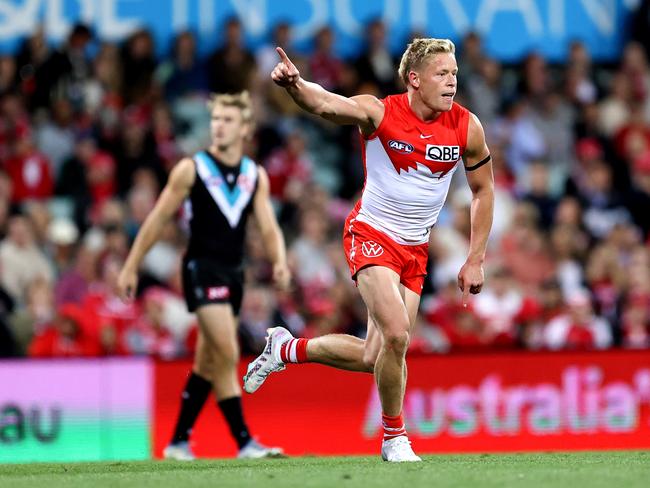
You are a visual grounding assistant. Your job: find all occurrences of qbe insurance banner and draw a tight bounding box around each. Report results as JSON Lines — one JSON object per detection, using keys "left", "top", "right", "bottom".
{"left": 154, "top": 350, "right": 650, "bottom": 457}
{"left": 0, "top": 358, "right": 152, "bottom": 463}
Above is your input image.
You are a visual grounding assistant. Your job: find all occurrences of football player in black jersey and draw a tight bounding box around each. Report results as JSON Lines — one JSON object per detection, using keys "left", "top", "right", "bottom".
{"left": 117, "top": 91, "right": 290, "bottom": 459}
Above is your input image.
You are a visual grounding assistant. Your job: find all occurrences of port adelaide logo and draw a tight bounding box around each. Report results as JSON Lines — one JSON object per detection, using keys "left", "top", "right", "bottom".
{"left": 388, "top": 140, "right": 414, "bottom": 154}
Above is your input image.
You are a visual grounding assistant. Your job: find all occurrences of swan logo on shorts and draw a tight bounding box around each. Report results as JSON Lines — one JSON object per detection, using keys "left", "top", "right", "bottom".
{"left": 388, "top": 140, "right": 414, "bottom": 154}
{"left": 361, "top": 241, "right": 384, "bottom": 258}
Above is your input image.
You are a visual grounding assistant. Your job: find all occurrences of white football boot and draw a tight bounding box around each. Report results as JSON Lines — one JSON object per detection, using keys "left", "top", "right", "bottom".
{"left": 237, "top": 439, "right": 285, "bottom": 459}
{"left": 381, "top": 436, "right": 422, "bottom": 462}
{"left": 163, "top": 442, "right": 196, "bottom": 461}
{"left": 243, "top": 327, "right": 293, "bottom": 393}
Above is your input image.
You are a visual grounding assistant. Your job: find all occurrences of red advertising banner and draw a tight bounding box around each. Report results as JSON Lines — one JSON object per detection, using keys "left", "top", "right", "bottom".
{"left": 153, "top": 350, "right": 650, "bottom": 458}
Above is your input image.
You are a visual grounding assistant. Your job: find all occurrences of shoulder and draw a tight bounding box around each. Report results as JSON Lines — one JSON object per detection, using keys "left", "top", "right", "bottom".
{"left": 351, "top": 94, "right": 385, "bottom": 118}
{"left": 467, "top": 112, "right": 486, "bottom": 142}
{"left": 463, "top": 110, "right": 489, "bottom": 158}
{"left": 168, "top": 157, "right": 196, "bottom": 188}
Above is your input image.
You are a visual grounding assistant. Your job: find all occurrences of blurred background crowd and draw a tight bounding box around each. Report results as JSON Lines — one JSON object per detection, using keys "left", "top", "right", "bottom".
{"left": 0, "top": 11, "right": 649, "bottom": 360}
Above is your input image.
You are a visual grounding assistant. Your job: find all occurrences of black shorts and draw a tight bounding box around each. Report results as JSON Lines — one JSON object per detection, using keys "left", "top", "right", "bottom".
{"left": 182, "top": 257, "right": 244, "bottom": 315}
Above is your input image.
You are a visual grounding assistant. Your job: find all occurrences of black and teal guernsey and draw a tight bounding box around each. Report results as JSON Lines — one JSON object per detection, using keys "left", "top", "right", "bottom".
{"left": 184, "top": 150, "right": 259, "bottom": 267}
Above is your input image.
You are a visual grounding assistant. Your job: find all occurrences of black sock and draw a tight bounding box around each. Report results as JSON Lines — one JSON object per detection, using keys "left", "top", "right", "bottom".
{"left": 217, "top": 396, "right": 251, "bottom": 449}
{"left": 170, "top": 372, "right": 212, "bottom": 444}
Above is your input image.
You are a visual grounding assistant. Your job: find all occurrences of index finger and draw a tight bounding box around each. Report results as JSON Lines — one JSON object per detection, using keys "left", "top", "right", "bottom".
{"left": 276, "top": 46, "right": 291, "bottom": 64}
{"left": 462, "top": 282, "right": 470, "bottom": 308}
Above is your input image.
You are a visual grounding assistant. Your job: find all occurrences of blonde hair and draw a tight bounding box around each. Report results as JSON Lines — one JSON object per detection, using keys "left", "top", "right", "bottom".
{"left": 207, "top": 91, "right": 253, "bottom": 123}
{"left": 398, "top": 38, "right": 456, "bottom": 86}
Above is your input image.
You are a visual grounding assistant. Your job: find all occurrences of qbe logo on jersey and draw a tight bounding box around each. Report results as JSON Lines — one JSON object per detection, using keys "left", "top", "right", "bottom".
{"left": 425, "top": 145, "right": 460, "bottom": 163}
{"left": 361, "top": 241, "right": 384, "bottom": 258}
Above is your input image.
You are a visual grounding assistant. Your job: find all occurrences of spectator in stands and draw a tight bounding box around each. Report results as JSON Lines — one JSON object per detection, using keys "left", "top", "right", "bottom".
{"left": 15, "top": 26, "right": 50, "bottom": 110}
{"left": 28, "top": 302, "right": 100, "bottom": 357}
{"left": 152, "top": 103, "right": 182, "bottom": 171}
{"left": 239, "top": 285, "right": 278, "bottom": 354}
{"left": 82, "top": 44, "right": 123, "bottom": 118}
{"left": 0, "top": 55, "right": 18, "bottom": 98}
{"left": 308, "top": 27, "right": 343, "bottom": 92}
{"left": 625, "top": 152, "right": 650, "bottom": 239}
{"left": 121, "top": 29, "right": 157, "bottom": 106}
{"left": 54, "top": 243, "right": 97, "bottom": 306}
{"left": 0, "top": 215, "right": 53, "bottom": 303}
{"left": 466, "top": 57, "right": 502, "bottom": 124}
{"left": 27, "top": 23, "right": 93, "bottom": 111}
{"left": 579, "top": 160, "right": 631, "bottom": 240}
{"left": 354, "top": 20, "right": 397, "bottom": 96}
{"left": 35, "top": 98, "right": 77, "bottom": 179}
{"left": 544, "top": 288, "right": 612, "bottom": 350}
{"left": 208, "top": 18, "right": 256, "bottom": 94}
{"left": 123, "top": 287, "right": 181, "bottom": 359}
{"left": 3, "top": 133, "right": 53, "bottom": 204}
{"left": 521, "top": 161, "right": 558, "bottom": 230}
{"left": 564, "top": 40, "right": 597, "bottom": 106}
{"left": 597, "top": 72, "right": 631, "bottom": 137}
{"left": 420, "top": 279, "right": 486, "bottom": 352}
{"left": 621, "top": 293, "right": 650, "bottom": 349}
{"left": 473, "top": 266, "right": 536, "bottom": 347}
{"left": 114, "top": 106, "right": 165, "bottom": 194}
{"left": 289, "top": 207, "right": 336, "bottom": 295}
{"left": 264, "top": 128, "right": 312, "bottom": 204}
{"left": 0, "top": 93, "right": 31, "bottom": 163}
{"left": 9, "top": 277, "right": 53, "bottom": 354}
{"left": 498, "top": 202, "right": 555, "bottom": 290}
{"left": 157, "top": 31, "right": 209, "bottom": 101}
{"left": 548, "top": 224, "right": 587, "bottom": 296}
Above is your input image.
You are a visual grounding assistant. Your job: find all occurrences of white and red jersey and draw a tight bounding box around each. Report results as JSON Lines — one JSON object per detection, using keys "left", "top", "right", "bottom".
{"left": 352, "top": 93, "right": 470, "bottom": 244}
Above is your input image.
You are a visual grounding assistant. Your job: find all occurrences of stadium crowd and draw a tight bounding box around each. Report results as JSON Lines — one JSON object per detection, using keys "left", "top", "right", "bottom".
{"left": 0, "top": 16, "right": 649, "bottom": 360}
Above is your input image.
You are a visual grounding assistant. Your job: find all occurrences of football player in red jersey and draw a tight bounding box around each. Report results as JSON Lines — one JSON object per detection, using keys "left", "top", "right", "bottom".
{"left": 245, "top": 38, "right": 494, "bottom": 462}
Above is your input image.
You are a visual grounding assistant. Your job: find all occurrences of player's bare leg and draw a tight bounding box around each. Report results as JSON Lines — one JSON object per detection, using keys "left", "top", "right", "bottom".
{"left": 198, "top": 304, "right": 283, "bottom": 458}
{"left": 356, "top": 266, "right": 421, "bottom": 462}
{"left": 302, "top": 319, "right": 381, "bottom": 372}
{"left": 196, "top": 305, "right": 241, "bottom": 399}
{"left": 243, "top": 308, "right": 382, "bottom": 394}
{"left": 164, "top": 331, "right": 215, "bottom": 461}
{"left": 356, "top": 267, "right": 409, "bottom": 415}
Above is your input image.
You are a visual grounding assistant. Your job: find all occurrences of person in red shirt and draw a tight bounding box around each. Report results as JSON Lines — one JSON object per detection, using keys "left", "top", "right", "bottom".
{"left": 4, "top": 135, "right": 53, "bottom": 203}
{"left": 28, "top": 303, "right": 101, "bottom": 358}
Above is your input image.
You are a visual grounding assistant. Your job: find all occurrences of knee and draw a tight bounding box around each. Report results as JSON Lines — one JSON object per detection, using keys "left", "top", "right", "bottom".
{"left": 215, "top": 341, "right": 240, "bottom": 367}
{"left": 192, "top": 359, "right": 212, "bottom": 379}
{"left": 383, "top": 330, "right": 410, "bottom": 356}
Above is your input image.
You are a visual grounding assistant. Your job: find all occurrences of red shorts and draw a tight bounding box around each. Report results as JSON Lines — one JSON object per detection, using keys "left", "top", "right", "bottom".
{"left": 342, "top": 215, "right": 429, "bottom": 295}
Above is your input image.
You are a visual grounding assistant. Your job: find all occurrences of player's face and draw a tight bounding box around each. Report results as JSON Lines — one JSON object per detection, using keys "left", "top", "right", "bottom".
{"left": 210, "top": 104, "right": 249, "bottom": 148}
{"left": 417, "top": 53, "right": 458, "bottom": 112}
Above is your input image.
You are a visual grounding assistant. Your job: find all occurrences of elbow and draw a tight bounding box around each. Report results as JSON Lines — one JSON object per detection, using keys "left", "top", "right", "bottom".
{"left": 471, "top": 182, "right": 494, "bottom": 199}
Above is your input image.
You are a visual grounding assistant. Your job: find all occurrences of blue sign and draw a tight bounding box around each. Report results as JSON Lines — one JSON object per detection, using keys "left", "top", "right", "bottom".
{"left": 0, "top": 0, "right": 635, "bottom": 61}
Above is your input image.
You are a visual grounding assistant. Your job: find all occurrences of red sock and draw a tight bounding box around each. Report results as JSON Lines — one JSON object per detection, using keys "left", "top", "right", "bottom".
{"left": 279, "top": 338, "right": 309, "bottom": 363}
{"left": 382, "top": 412, "right": 407, "bottom": 441}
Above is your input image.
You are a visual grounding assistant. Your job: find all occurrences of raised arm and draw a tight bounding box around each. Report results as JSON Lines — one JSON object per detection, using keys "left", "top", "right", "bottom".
{"left": 272, "top": 47, "right": 384, "bottom": 135}
{"left": 116, "top": 157, "right": 195, "bottom": 300}
{"left": 457, "top": 113, "right": 494, "bottom": 306}
{"left": 252, "top": 166, "right": 290, "bottom": 290}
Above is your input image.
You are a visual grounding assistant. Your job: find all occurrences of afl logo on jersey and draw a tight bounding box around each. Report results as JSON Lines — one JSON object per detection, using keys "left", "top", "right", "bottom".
{"left": 425, "top": 145, "right": 460, "bottom": 163}
{"left": 388, "top": 140, "right": 414, "bottom": 154}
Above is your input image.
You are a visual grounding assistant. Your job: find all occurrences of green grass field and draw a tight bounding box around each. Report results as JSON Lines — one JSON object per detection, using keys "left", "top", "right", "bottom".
{"left": 1, "top": 451, "right": 649, "bottom": 488}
